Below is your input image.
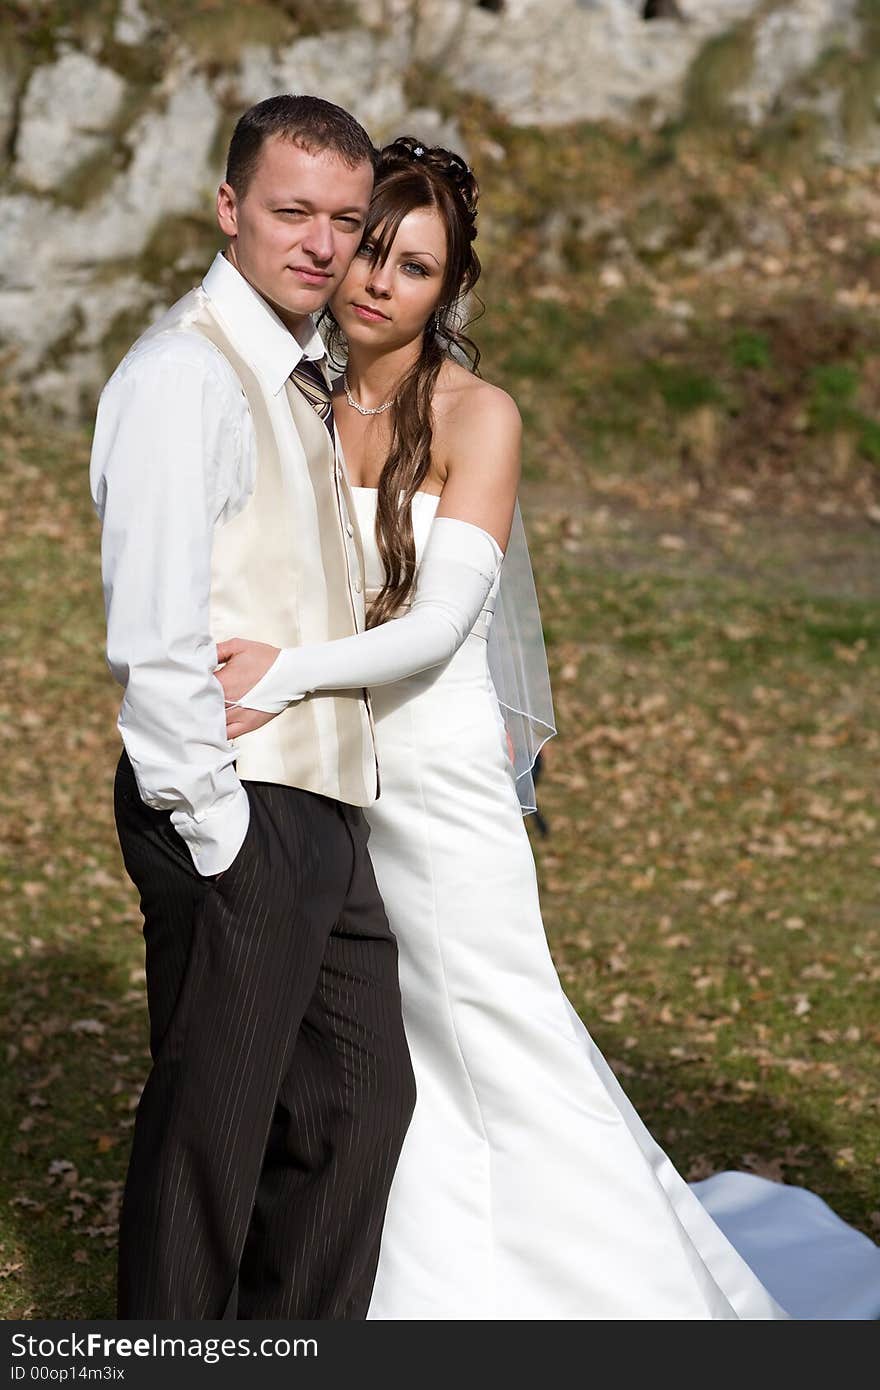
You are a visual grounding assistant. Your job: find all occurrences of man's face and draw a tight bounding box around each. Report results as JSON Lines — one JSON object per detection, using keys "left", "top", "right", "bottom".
{"left": 217, "top": 135, "right": 374, "bottom": 327}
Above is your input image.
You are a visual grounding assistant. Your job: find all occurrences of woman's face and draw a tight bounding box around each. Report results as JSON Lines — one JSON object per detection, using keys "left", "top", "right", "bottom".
{"left": 330, "top": 204, "right": 449, "bottom": 353}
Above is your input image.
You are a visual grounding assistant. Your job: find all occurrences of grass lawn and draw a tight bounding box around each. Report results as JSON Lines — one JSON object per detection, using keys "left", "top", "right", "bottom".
{"left": 528, "top": 488, "right": 879, "bottom": 1237}
{"left": 0, "top": 389, "right": 877, "bottom": 1317}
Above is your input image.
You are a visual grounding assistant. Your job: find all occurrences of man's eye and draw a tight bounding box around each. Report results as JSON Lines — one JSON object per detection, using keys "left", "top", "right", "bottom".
{"left": 336, "top": 217, "right": 363, "bottom": 231}
{"left": 277, "top": 208, "right": 306, "bottom": 217}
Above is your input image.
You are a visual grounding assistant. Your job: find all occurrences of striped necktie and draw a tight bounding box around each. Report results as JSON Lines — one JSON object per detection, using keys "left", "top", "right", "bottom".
{"left": 291, "top": 356, "right": 335, "bottom": 442}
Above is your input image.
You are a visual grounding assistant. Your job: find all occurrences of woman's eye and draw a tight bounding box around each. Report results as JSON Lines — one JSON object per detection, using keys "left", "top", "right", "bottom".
{"left": 356, "top": 241, "right": 376, "bottom": 257}
{"left": 402, "top": 262, "right": 429, "bottom": 277}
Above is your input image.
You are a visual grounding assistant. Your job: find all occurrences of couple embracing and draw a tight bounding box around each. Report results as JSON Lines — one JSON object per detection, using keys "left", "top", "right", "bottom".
{"left": 91, "top": 95, "right": 787, "bottom": 1320}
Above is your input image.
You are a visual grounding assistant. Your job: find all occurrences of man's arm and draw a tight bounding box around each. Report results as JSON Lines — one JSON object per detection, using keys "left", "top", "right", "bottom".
{"left": 90, "top": 339, "right": 250, "bottom": 876}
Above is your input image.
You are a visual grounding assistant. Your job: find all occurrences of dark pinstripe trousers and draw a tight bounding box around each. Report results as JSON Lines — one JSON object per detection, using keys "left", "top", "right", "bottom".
{"left": 113, "top": 751, "right": 415, "bottom": 1320}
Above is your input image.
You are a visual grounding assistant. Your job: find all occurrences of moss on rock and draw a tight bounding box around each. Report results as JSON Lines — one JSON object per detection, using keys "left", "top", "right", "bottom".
{"left": 682, "top": 25, "right": 756, "bottom": 131}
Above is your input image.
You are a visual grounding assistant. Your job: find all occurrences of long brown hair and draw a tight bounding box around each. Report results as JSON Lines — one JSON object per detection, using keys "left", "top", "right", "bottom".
{"left": 322, "top": 136, "right": 482, "bottom": 627}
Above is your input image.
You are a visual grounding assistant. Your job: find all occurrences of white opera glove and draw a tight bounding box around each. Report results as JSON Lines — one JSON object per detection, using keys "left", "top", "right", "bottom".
{"left": 230, "top": 516, "right": 503, "bottom": 713}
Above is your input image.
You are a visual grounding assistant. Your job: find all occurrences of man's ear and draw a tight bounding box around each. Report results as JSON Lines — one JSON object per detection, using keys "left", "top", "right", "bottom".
{"left": 217, "top": 182, "right": 238, "bottom": 238}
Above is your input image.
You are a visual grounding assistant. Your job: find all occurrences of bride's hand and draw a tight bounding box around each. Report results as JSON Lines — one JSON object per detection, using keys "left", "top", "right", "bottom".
{"left": 215, "top": 637, "right": 281, "bottom": 739}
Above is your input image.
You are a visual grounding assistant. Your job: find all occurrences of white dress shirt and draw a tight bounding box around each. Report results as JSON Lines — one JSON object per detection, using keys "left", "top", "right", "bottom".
{"left": 90, "top": 252, "right": 331, "bottom": 875}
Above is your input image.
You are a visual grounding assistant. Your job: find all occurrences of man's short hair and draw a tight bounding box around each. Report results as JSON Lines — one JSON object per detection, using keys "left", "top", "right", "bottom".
{"left": 225, "top": 94, "right": 376, "bottom": 198}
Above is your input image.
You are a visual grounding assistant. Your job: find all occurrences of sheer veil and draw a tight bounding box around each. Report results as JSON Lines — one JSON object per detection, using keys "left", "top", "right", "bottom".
{"left": 488, "top": 502, "right": 557, "bottom": 813}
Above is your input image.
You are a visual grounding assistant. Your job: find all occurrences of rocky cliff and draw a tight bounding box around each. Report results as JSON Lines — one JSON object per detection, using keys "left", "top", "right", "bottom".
{"left": 2, "top": 0, "right": 879, "bottom": 414}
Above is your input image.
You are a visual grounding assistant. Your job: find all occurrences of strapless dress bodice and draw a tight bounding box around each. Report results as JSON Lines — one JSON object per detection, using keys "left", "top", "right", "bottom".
{"left": 350, "top": 487, "right": 499, "bottom": 639}
{"left": 350, "top": 487, "right": 441, "bottom": 595}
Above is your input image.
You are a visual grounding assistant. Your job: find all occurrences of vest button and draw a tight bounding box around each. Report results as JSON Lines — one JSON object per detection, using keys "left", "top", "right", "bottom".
{"left": 354, "top": 577, "right": 362, "bottom": 593}
{"left": 346, "top": 522, "right": 354, "bottom": 537}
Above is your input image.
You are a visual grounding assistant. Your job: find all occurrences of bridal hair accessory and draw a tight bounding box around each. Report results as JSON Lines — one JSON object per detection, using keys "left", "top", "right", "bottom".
{"left": 387, "top": 136, "right": 478, "bottom": 220}
{"left": 343, "top": 371, "right": 396, "bottom": 415}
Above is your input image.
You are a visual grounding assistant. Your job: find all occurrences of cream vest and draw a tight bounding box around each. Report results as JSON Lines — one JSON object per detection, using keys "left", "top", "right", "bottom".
{"left": 158, "top": 288, "right": 378, "bottom": 806}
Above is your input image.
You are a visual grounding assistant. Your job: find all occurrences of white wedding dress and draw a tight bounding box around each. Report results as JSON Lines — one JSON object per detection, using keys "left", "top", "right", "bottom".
{"left": 349, "top": 489, "right": 879, "bottom": 1321}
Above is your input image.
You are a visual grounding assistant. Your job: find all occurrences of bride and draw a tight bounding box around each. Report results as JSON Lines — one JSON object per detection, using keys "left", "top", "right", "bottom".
{"left": 214, "top": 138, "right": 874, "bottom": 1319}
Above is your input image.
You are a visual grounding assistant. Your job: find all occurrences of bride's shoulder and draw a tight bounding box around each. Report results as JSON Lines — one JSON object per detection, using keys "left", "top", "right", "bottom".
{"left": 433, "top": 363, "right": 521, "bottom": 491}
{"left": 433, "top": 361, "right": 521, "bottom": 441}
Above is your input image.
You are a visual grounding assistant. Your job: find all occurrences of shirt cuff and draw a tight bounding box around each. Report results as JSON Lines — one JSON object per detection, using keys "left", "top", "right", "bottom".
{"left": 170, "top": 784, "right": 251, "bottom": 876}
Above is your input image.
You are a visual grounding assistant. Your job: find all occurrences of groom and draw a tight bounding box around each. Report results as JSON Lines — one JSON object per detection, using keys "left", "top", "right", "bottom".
{"left": 89, "top": 95, "right": 415, "bottom": 1320}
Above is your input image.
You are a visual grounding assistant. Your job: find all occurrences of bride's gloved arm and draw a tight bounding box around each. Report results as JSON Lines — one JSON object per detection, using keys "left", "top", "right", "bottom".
{"left": 229, "top": 516, "right": 503, "bottom": 713}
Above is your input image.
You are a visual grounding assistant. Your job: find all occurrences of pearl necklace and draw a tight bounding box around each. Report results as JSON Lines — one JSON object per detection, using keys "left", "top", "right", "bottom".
{"left": 343, "top": 371, "right": 395, "bottom": 416}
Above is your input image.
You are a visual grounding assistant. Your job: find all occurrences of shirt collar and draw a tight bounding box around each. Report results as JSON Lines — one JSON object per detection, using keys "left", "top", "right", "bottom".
{"left": 202, "top": 251, "right": 328, "bottom": 397}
